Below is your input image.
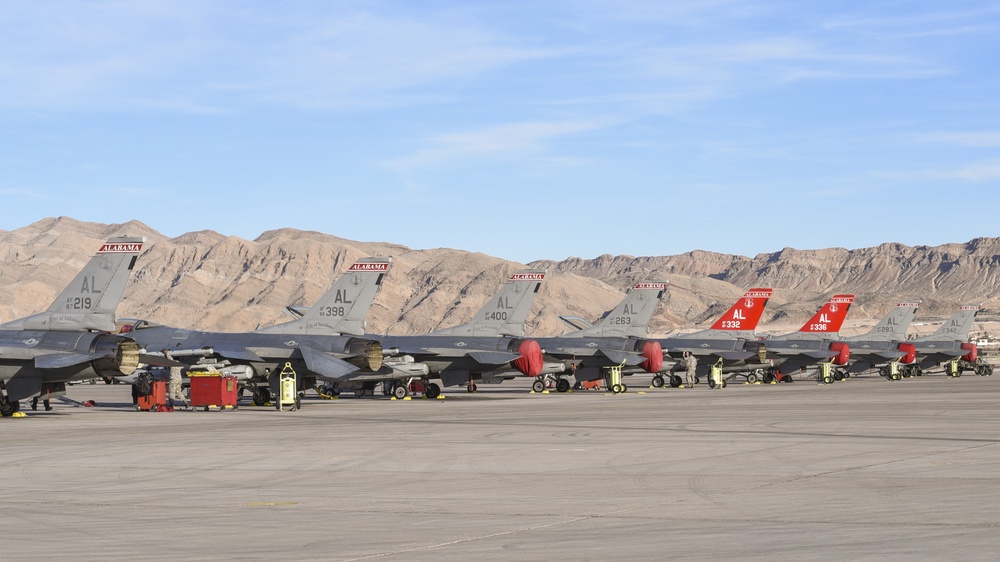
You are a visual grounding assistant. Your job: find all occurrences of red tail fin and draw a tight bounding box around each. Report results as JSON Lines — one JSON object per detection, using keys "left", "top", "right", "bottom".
{"left": 709, "top": 288, "right": 773, "bottom": 331}
{"left": 798, "top": 294, "right": 854, "bottom": 334}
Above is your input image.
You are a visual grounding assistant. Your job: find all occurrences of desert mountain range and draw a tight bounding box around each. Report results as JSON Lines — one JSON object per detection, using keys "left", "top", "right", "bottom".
{"left": 1, "top": 217, "right": 997, "bottom": 338}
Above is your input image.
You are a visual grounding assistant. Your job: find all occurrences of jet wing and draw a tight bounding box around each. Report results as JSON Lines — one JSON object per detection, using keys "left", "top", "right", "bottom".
{"left": 715, "top": 351, "right": 758, "bottom": 362}
{"left": 465, "top": 351, "right": 520, "bottom": 366}
{"left": 300, "top": 345, "right": 360, "bottom": 381}
{"left": 859, "top": 350, "right": 906, "bottom": 360}
{"left": 217, "top": 348, "right": 265, "bottom": 362}
{"left": 597, "top": 349, "right": 645, "bottom": 366}
{"left": 34, "top": 352, "right": 102, "bottom": 369}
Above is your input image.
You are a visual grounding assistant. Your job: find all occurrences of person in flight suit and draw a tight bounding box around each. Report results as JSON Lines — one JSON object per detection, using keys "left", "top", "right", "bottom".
{"left": 683, "top": 351, "right": 698, "bottom": 388}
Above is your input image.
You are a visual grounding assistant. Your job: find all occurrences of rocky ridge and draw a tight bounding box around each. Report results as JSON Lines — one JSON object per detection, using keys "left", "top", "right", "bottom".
{"left": 2, "top": 217, "right": 997, "bottom": 338}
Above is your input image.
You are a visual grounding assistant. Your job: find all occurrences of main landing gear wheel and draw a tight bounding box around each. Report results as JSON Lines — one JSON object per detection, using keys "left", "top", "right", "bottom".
{"left": 746, "top": 373, "right": 759, "bottom": 384}
{"left": 252, "top": 387, "right": 271, "bottom": 406}
{"left": 466, "top": 383, "right": 478, "bottom": 393}
{"left": 693, "top": 376, "right": 701, "bottom": 385}
{"left": 393, "top": 384, "right": 408, "bottom": 399}
{"left": 556, "top": 378, "right": 571, "bottom": 393}
{"left": 531, "top": 379, "right": 546, "bottom": 393}
{"left": 651, "top": 375, "right": 665, "bottom": 388}
{"left": 669, "top": 375, "right": 682, "bottom": 388}
{"left": 425, "top": 382, "right": 441, "bottom": 399}
{"left": 1, "top": 398, "right": 20, "bottom": 417}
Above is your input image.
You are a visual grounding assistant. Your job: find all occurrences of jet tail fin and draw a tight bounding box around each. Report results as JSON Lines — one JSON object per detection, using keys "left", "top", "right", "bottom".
{"left": 4, "top": 236, "right": 145, "bottom": 332}
{"left": 430, "top": 270, "right": 546, "bottom": 337}
{"left": 566, "top": 281, "right": 668, "bottom": 338}
{"left": 682, "top": 288, "right": 772, "bottom": 339}
{"left": 916, "top": 305, "right": 980, "bottom": 342}
{"left": 792, "top": 294, "right": 855, "bottom": 338}
{"left": 846, "top": 301, "right": 918, "bottom": 342}
{"left": 259, "top": 257, "right": 392, "bottom": 336}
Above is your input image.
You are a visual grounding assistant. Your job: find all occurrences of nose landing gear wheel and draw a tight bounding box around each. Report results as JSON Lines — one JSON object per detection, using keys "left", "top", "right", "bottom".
{"left": 531, "top": 379, "right": 546, "bottom": 393}
{"left": 651, "top": 375, "right": 665, "bottom": 388}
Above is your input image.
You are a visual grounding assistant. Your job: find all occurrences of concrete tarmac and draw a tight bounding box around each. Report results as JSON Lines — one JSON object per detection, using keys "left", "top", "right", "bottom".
{"left": 2, "top": 374, "right": 998, "bottom": 561}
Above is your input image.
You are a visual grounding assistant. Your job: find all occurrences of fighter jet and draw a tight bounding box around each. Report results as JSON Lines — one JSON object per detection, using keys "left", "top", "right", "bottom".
{"left": 0, "top": 236, "right": 146, "bottom": 416}
{"left": 745, "top": 294, "right": 857, "bottom": 382}
{"left": 910, "top": 305, "right": 985, "bottom": 376}
{"left": 839, "top": 301, "right": 919, "bottom": 380}
{"left": 654, "top": 288, "right": 773, "bottom": 386}
{"left": 125, "top": 258, "right": 391, "bottom": 405}
{"left": 529, "top": 281, "right": 668, "bottom": 393}
{"left": 338, "top": 270, "right": 549, "bottom": 398}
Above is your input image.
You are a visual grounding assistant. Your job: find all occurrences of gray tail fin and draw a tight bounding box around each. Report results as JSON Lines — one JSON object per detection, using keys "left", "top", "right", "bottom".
{"left": 6, "top": 236, "right": 146, "bottom": 332}
{"left": 430, "top": 270, "right": 546, "bottom": 337}
{"left": 567, "top": 281, "right": 668, "bottom": 338}
{"left": 918, "top": 305, "right": 980, "bottom": 341}
{"left": 848, "top": 301, "right": 918, "bottom": 341}
{"left": 260, "top": 257, "right": 392, "bottom": 336}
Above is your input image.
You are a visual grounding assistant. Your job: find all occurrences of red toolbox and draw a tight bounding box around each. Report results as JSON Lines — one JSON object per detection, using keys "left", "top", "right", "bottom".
{"left": 189, "top": 372, "right": 239, "bottom": 410}
{"left": 136, "top": 379, "right": 167, "bottom": 411}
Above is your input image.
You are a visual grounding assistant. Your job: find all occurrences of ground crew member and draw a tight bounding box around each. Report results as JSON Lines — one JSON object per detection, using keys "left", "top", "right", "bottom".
{"left": 30, "top": 395, "right": 52, "bottom": 411}
{"left": 684, "top": 351, "right": 698, "bottom": 388}
{"left": 163, "top": 349, "right": 188, "bottom": 409}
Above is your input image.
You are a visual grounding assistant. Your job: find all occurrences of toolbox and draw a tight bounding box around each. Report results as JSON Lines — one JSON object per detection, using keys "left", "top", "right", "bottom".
{"left": 188, "top": 372, "right": 239, "bottom": 410}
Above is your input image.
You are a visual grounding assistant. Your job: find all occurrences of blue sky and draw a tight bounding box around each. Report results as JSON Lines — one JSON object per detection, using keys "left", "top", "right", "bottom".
{"left": 2, "top": 1, "right": 998, "bottom": 263}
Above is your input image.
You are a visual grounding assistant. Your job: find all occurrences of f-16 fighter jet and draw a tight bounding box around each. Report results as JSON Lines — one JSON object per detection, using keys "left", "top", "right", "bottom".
{"left": 529, "top": 281, "right": 668, "bottom": 393}
{"left": 126, "top": 258, "right": 391, "bottom": 405}
{"left": 0, "top": 237, "right": 145, "bottom": 416}
{"left": 338, "top": 270, "right": 548, "bottom": 398}
{"left": 745, "top": 294, "right": 856, "bottom": 383}
{"left": 838, "top": 301, "right": 919, "bottom": 380}
{"left": 910, "top": 305, "right": 987, "bottom": 377}
{"left": 655, "top": 288, "right": 773, "bottom": 386}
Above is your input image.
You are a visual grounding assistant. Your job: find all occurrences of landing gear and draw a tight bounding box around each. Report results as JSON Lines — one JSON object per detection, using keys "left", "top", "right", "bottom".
{"left": 531, "top": 379, "right": 546, "bottom": 393}
{"left": 1, "top": 397, "right": 20, "bottom": 417}
{"left": 746, "top": 372, "right": 759, "bottom": 384}
{"left": 555, "top": 378, "right": 571, "bottom": 393}
{"left": 252, "top": 386, "right": 272, "bottom": 406}
{"left": 669, "top": 374, "right": 683, "bottom": 388}
{"left": 976, "top": 364, "right": 993, "bottom": 376}
{"left": 651, "top": 375, "right": 665, "bottom": 388}
{"left": 393, "top": 383, "right": 408, "bottom": 399}
{"left": 425, "top": 382, "right": 442, "bottom": 399}
{"left": 466, "top": 383, "right": 478, "bottom": 393}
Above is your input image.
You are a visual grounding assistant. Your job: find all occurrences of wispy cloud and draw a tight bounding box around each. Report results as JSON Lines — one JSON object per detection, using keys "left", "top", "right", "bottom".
{"left": 0, "top": 1, "right": 564, "bottom": 112}
{"left": 915, "top": 132, "right": 1000, "bottom": 147}
{"left": 383, "top": 118, "right": 614, "bottom": 171}
{"left": 946, "top": 159, "right": 1000, "bottom": 182}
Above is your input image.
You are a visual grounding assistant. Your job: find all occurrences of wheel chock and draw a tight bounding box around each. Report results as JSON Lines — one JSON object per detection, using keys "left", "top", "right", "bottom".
{"left": 390, "top": 396, "right": 397, "bottom": 401}
{"left": 403, "top": 396, "right": 411, "bottom": 401}
{"left": 755, "top": 382, "right": 761, "bottom": 385}
{"left": 542, "top": 389, "right": 550, "bottom": 394}
{"left": 770, "top": 381, "right": 776, "bottom": 384}
{"left": 529, "top": 390, "right": 536, "bottom": 394}
{"left": 12, "top": 411, "right": 27, "bottom": 418}
{"left": 637, "top": 391, "right": 647, "bottom": 395}
{"left": 437, "top": 395, "right": 445, "bottom": 400}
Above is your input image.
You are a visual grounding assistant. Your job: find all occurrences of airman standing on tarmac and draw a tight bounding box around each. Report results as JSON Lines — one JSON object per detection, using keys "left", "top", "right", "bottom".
{"left": 684, "top": 351, "right": 698, "bottom": 388}
{"left": 163, "top": 349, "right": 188, "bottom": 409}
